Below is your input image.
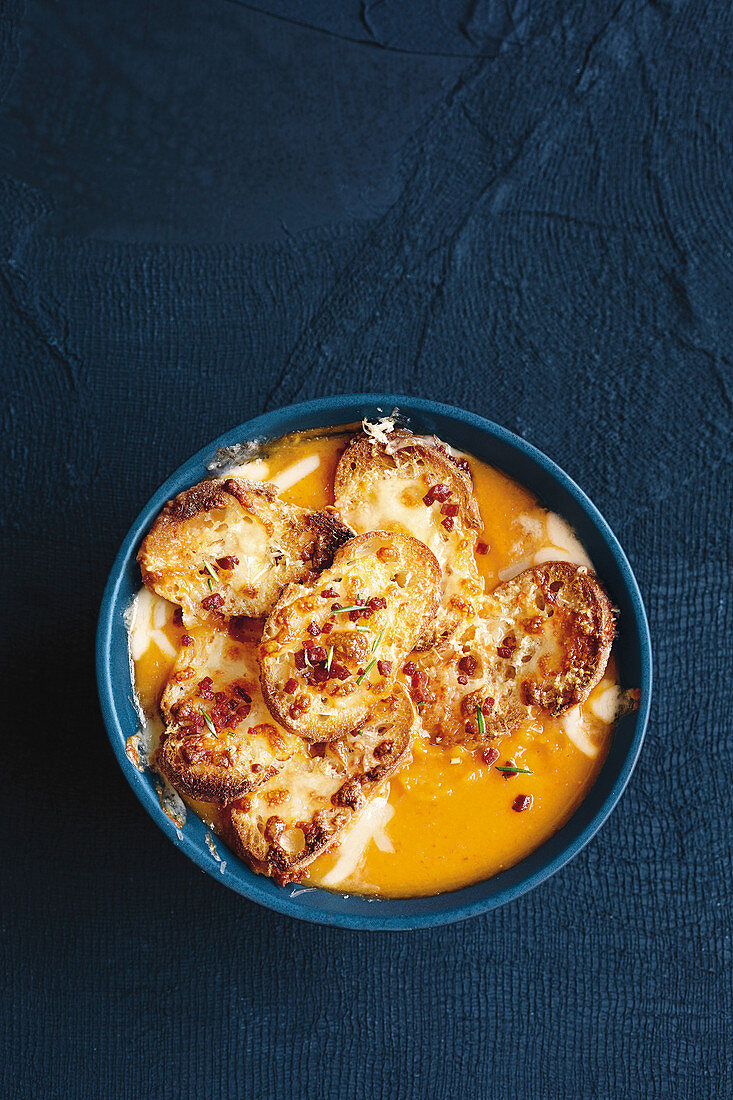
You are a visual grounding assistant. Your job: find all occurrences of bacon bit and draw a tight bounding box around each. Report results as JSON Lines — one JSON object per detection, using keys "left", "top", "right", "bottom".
{"left": 321, "top": 621, "right": 333, "bottom": 633}
{"left": 197, "top": 677, "right": 214, "bottom": 699}
{"left": 329, "top": 662, "right": 350, "bottom": 680}
{"left": 348, "top": 609, "right": 362, "bottom": 622}
{"left": 304, "top": 643, "right": 327, "bottom": 663}
{"left": 331, "top": 603, "right": 343, "bottom": 612}
{"left": 284, "top": 678, "right": 297, "bottom": 694}
{"left": 294, "top": 650, "right": 306, "bottom": 670}
{"left": 501, "top": 761, "right": 518, "bottom": 780}
{"left": 216, "top": 555, "right": 239, "bottom": 570}
{"left": 181, "top": 634, "right": 194, "bottom": 646}
{"left": 307, "top": 620, "right": 320, "bottom": 636}
{"left": 479, "top": 746, "right": 500, "bottom": 766}
{"left": 424, "top": 483, "right": 452, "bottom": 505}
{"left": 369, "top": 596, "right": 388, "bottom": 611}
{"left": 321, "top": 587, "right": 338, "bottom": 599}
{"left": 458, "top": 655, "right": 478, "bottom": 676}
{"left": 512, "top": 794, "right": 533, "bottom": 812}
{"left": 377, "top": 660, "right": 392, "bottom": 676}
{"left": 441, "top": 517, "right": 454, "bottom": 531}
{"left": 201, "top": 593, "right": 224, "bottom": 611}
{"left": 464, "top": 719, "right": 478, "bottom": 738}
{"left": 441, "top": 502, "right": 459, "bottom": 517}
{"left": 484, "top": 696, "right": 495, "bottom": 711}
{"left": 403, "top": 661, "right": 418, "bottom": 676}
{"left": 407, "top": 668, "right": 432, "bottom": 704}
{"left": 497, "top": 635, "right": 516, "bottom": 659}
{"left": 476, "top": 541, "right": 488, "bottom": 555}
{"left": 172, "top": 607, "right": 184, "bottom": 626}
{"left": 312, "top": 666, "right": 330, "bottom": 684}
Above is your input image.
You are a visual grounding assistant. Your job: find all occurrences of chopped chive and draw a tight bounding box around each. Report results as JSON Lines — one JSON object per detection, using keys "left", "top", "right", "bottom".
{"left": 207, "top": 577, "right": 213, "bottom": 591}
{"left": 203, "top": 561, "right": 219, "bottom": 583}
{"left": 355, "top": 625, "right": 372, "bottom": 633}
{"left": 200, "top": 708, "right": 217, "bottom": 738}
{"left": 494, "top": 765, "right": 533, "bottom": 775}
{"left": 371, "top": 627, "right": 386, "bottom": 655}
{"left": 326, "top": 646, "right": 334, "bottom": 672}
{"left": 357, "top": 658, "right": 377, "bottom": 685}
{"left": 333, "top": 604, "right": 370, "bottom": 613}
{"left": 476, "top": 703, "right": 485, "bottom": 738}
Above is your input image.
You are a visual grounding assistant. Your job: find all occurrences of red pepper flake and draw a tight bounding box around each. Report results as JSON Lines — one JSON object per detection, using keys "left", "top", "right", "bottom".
{"left": 458, "top": 655, "right": 478, "bottom": 677}
{"left": 321, "top": 588, "right": 338, "bottom": 599}
{"left": 369, "top": 596, "right": 387, "bottom": 611}
{"left": 479, "top": 746, "right": 500, "bottom": 766}
{"left": 181, "top": 634, "right": 194, "bottom": 646}
{"left": 307, "top": 621, "right": 320, "bottom": 636}
{"left": 216, "top": 555, "right": 239, "bottom": 569}
{"left": 294, "top": 650, "right": 307, "bottom": 670}
{"left": 512, "top": 794, "right": 533, "bottom": 812}
{"left": 441, "top": 502, "right": 459, "bottom": 517}
{"left": 330, "top": 662, "right": 350, "bottom": 680}
{"left": 172, "top": 607, "right": 184, "bottom": 626}
{"left": 201, "top": 593, "right": 224, "bottom": 611}
{"left": 441, "top": 516, "right": 454, "bottom": 531}
{"left": 197, "top": 677, "right": 214, "bottom": 699}
{"left": 377, "top": 660, "right": 392, "bottom": 676}
{"left": 476, "top": 542, "right": 488, "bottom": 555}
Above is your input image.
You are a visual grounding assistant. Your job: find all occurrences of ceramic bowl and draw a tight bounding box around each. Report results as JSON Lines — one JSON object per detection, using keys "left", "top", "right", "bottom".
{"left": 97, "top": 394, "right": 652, "bottom": 930}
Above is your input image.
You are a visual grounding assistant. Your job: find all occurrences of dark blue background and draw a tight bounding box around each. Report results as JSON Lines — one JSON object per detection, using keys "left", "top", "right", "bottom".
{"left": 2, "top": 2, "right": 731, "bottom": 1097}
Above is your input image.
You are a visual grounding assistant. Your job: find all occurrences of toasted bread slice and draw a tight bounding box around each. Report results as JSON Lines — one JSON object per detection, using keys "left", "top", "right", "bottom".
{"left": 138, "top": 477, "right": 351, "bottom": 626}
{"left": 413, "top": 562, "right": 615, "bottom": 747}
{"left": 334, "top": 429, "right": 484, "bottom": 642}
{"left": 259, "top": 531, "right": 441, "bottom": 741}
{"left": 222, "top": 688, "right": 415, "bottom": 885}
{"left": 157, "top": 624, "right": 303, "bottom": 803}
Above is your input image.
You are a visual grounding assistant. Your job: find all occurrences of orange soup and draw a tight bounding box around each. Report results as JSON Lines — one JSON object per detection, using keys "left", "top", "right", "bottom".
{"left": 128, "top": 427, "right": 621, "bottom": 897}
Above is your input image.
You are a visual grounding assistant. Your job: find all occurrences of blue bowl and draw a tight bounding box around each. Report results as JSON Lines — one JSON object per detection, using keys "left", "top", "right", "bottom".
{"left": 97, "top": 394, "right": 652, "bottom": 930}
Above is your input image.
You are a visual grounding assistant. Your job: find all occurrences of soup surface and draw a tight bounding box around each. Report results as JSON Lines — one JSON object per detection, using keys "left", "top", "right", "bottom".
{"left": 129, "top": 426, "right": 620, "bottom": 897}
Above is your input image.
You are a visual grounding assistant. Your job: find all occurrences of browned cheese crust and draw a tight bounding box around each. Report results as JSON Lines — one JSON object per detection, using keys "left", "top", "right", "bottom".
{"left": 333, "top": 430, "right": 484, "bottom": 645}
{"left": 157, "top": 624, "right": 303, "bottom": 803}
{"left": 412, "top": 561, "right": 616, "bottom": 748}
{"left": 259, "top": 530, "right": 441, "bottom": 741}
{"left": 222, "top": 688, "right": 415, "bottom": 885}
{"left": 138, "top": 477, "right": 352, "bottom": 626}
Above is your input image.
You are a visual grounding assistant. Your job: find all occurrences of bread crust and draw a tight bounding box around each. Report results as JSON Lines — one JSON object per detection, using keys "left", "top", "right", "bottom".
{"left": 138, "top": 477, "right": 351, "bottom": 626}
{"left": 157, "top": 625, "right": 302, "bottom": 803}
{"left": 259, "top": 530, "right": 441, "bottom": 741}
{"left": 222, "top": 688, "right": 415, "bottom": 885}
{"left": 334, "top": 430, "right": 484, "bottom": 644}
{"left": 414, "top": 561, "right": 616, "bottom": 748}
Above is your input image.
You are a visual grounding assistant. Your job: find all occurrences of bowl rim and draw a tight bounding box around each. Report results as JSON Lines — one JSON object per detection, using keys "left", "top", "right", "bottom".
{"left": 96, "top": 393, "right": 652, "bottom": 931}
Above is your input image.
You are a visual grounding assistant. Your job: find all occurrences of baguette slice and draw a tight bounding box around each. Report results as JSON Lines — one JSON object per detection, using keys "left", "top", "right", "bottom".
{"left": 414, "top": 562, "right": 615, "bottom": 747}
{"left": 222, "top": 688, "right": 415, "bottom": 885}
{"left": 157, "top": 624, "right": 302, "bottom": 803}
{"left": 334, "top": 429, "right": 484, "bottom": 642}
{"left": 259, "top": 531, "right": 441, "bottom": 741}
{"left": 138, "top": 477, "right": 352, "bottom": 626}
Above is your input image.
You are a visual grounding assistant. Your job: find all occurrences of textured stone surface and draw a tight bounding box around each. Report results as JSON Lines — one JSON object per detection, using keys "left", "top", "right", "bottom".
{"left": 1, "top": 1, "right": 731, "bottom": 1098}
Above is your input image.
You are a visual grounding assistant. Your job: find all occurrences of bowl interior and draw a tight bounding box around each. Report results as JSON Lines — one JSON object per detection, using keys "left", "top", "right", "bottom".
{"left": 97, "top": 394, "right": 651, "bottom": 930}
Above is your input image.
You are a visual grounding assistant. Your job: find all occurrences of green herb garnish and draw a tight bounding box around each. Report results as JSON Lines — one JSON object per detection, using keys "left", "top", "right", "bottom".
{"left": 357, "top": 658, "right": 377, "bottom": 685}
{"left": 326, "top": 646, "right": 334, "bottom": 672}
{"left": 207, "top": 576, "right": 213, "bottom": 591}
{"left": 203, "top": 561, "right": 219, "bottom": 583}
{"left": 333, "top": 604, "right": 370, "bottom": 614}
{"left": 355, "top": 625, "right": 372, "bottom": 634}
{"left": 494, "top": 765, "right": 533, "bottom": 775}
{"left": 476, "top": 703, "right": 485, "bottom": 738}
{"left": 200, "top": 708, "right": 217, "bottom": 738}
{"left": 370, "top": 627, "right": 386, "bottom": 655}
